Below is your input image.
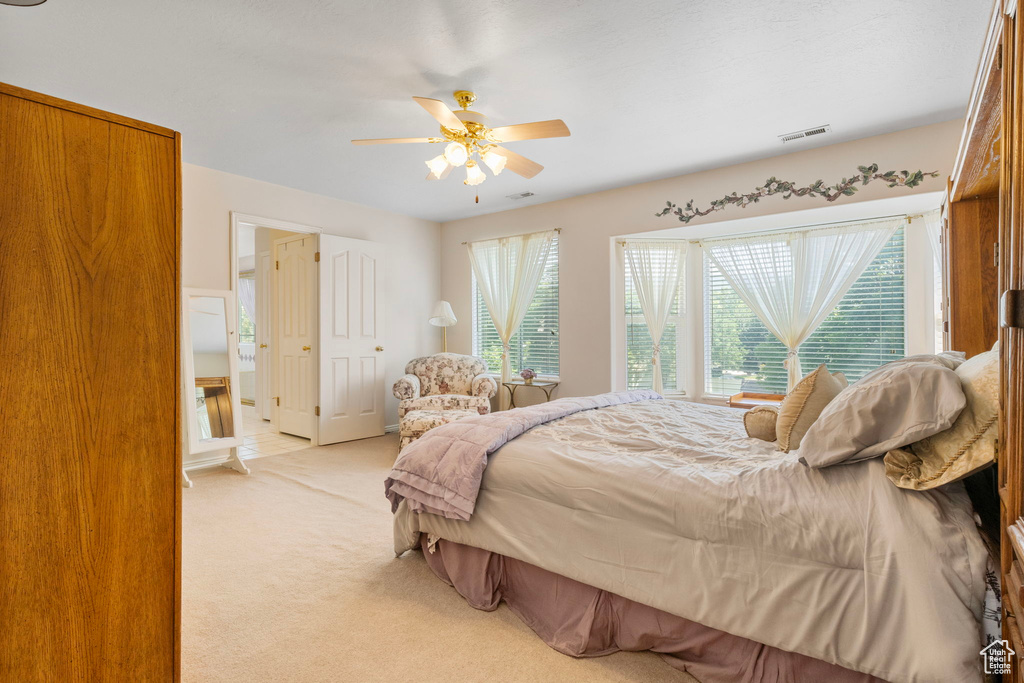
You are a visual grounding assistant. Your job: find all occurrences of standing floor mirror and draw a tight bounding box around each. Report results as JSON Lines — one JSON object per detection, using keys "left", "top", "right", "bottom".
{"left": 181, "top": 288, "right": 248, "bottom": 487}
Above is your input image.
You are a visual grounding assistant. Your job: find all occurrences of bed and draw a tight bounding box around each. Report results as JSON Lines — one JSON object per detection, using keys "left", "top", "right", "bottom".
{"left": 388, "top": 394, "right": 990, "bottom": 683}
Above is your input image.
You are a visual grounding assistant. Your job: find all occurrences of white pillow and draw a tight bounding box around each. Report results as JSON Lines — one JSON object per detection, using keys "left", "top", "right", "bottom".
{"left": 799, "top": 361, "right": 966, "bottom": 468}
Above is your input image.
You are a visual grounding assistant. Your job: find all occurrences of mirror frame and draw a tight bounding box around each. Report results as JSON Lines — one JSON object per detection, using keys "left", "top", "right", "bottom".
{"left": 182, "top": 287, "right": 245, "bottom": 455}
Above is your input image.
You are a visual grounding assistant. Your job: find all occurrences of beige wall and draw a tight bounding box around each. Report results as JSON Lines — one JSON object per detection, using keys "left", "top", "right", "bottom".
{"left": 182, "top": 163, "right": 442, "bottom": 426}
{"left": 439, "top": 120, "right": 963, "bottom": 403}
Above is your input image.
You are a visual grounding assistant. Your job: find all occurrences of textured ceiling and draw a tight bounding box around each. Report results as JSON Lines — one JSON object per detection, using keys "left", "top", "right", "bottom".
{"left": 0, "top": 0, "right": 990, "bottom": 222}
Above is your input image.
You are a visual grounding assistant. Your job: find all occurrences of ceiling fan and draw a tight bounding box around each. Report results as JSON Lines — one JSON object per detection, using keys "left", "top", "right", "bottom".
{"left": 351, "top": 90, "right": 570, "bottom": 191}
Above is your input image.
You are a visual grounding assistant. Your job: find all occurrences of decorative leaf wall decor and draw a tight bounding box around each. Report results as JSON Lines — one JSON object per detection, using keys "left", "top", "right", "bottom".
{"left": 656, "top": 164, "right": 940, "bottom": 224}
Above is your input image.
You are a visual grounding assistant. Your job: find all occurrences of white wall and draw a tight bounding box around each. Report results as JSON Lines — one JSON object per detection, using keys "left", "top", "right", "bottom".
{"left": 439, "top": 120, "right": 962, "bottom": 403}
{"left": 182, "top": 163, "right": 442, "bottom": 428}
{"left": 193, "top": 353, "right": 231, "bottom": 377}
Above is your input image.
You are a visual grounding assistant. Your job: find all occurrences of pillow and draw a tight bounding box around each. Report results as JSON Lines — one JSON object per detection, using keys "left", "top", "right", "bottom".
{"left": 856, "top": 351, "right": 966, "bottom": 387}
{"left": 743, "top": 405, "right": 778, "bottom": 442}
{"left": 884, "top": 347, "right": 999, "bottom": 490}
{"left": 798, "top": 362, "right": 966, "bottom": 468}
{"left": 776, "top": 364, "right": 847, "bottom": 453}
{"left": 902, "top": 351, "right": 967, "bottom": 370}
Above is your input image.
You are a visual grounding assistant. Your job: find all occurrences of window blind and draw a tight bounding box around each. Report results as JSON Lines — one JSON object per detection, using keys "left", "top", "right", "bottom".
{"left": 473, "top": 237, "right": 559, "bottom": 377}
{"left": 705, "top": 227, "right": 905, "bottom": 395}
{"left": 625, "top": 259, "right": 685, "bottom": 392}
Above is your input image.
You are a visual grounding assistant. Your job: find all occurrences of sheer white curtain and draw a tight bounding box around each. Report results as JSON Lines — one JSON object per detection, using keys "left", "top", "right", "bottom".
{"left": 468, "top": 230, "right": 557, "bottom": 408}
{"left": 922, "top": 209, "right": 942, "bottom": 273}
{"left": 920, "top": 209, "right": 943, "bottom": 353}
{"left": 703, "top": 216, "right": 903, "bottom": 391}
{"left": 623, "top": 240, "right": 686, "bottom": 394}
{"left": 238, "top": 274, "right": 257, "bottom": 327}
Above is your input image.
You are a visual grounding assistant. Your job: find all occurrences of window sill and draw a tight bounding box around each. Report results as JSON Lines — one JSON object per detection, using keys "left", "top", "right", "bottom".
{"left": 684, "top": 395, "right": 731, "bottom": 407}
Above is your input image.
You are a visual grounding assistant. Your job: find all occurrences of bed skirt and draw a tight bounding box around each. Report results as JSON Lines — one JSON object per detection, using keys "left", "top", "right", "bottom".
{"left": 420, "top": 535, "right": 884, "bottom": 683}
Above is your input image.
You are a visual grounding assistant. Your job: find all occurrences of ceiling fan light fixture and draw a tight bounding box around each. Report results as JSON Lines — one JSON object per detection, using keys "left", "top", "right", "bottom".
{"left": 425, "top": 154, "right": 448, "bottom": 179}
{"left": 464, "top": 161, "right": 485, "bottom": 186}
{"left": 482, "top": 149, "right": 507, "bottom": 176}
{"left": 350, "top": 91, "right": 569, "bottom": 199}
{"left": 444, "top": 142, "right": 468, "bottom": 167}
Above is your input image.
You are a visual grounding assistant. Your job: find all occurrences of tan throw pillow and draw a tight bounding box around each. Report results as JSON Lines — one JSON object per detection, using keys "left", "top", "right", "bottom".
{"left": 744, "top": 405, "right": 778, "bottom": 442}
{"left": 776, "top": 364, "right": 846, "bottom": 453}
{"left": 884, "top": 347, "right": 999, "bottom": 490}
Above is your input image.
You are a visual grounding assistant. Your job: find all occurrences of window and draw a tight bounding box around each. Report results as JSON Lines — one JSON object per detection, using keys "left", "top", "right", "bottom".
{"left": 625, "top": 258, "right": 685, "bottom": 393}
{"left": 238, "top": 298, "right": 255, "bottom": 345}
{"left": 473, "top": 237, "right": 559, "bottom": 376}
{"left": 705, "top": 227, "right": 905, "bottom": 395}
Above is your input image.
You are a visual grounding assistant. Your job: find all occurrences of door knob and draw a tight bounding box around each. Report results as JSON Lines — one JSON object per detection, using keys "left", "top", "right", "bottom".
{"left": 259, "top": 344, "right": 268, "bottom": 348}
{"left": 302, "top": 345, "right": 311, "bottom": 351}
{"left": 375, "top": 346, "right": 384, "bottom": 352}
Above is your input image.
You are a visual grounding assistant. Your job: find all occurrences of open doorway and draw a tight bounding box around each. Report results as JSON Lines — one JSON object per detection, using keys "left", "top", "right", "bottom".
{"left": 231, "top": 213, "right": 388, "bottom": 457}
{"left": 234, "top": 220, "right": 316, "bottom": 457}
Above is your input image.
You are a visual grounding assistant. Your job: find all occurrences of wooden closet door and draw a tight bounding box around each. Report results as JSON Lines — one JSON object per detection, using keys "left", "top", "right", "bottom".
{"left": 1002, "top": 2, "right": 1024, "bottom": 661}
{"left": 0, "top": 86, "right": 180, "bottom": 680}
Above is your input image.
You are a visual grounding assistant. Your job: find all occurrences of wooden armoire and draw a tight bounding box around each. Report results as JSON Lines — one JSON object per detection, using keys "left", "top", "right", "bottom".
{"left": 953, "top": 0, "right": 1024, "bottom": 672}
{"left": 0, "top": 83, "right": 181, "bottom": 680}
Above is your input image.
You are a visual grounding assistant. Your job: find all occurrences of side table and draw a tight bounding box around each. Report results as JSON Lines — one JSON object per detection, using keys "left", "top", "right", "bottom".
{"left": 501, "top": 379, "right": 560, "bottom": 409}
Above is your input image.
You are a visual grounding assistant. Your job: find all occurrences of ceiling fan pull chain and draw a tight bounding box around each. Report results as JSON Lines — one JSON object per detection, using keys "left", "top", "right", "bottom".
{"left": 475, "top": 193, "right": 479, "bottom": 204}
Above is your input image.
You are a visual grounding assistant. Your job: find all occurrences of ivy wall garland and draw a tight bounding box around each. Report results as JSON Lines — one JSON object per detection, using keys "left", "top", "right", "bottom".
{"left": 655, "top": 164, "right": 940, "bottom": 224}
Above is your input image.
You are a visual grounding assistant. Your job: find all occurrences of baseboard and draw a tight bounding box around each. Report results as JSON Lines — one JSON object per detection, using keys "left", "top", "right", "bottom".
{"left": 185, "top": 427, "right": 399, "bottom": 471}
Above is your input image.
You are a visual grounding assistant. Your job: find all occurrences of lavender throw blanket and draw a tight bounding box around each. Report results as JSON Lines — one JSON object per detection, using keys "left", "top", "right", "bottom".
{"left": 385, "top": 390, "right": 661, "bottom": 521}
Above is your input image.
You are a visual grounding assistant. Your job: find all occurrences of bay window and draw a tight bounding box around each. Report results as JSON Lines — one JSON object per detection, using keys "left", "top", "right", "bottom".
{"left": 623, "top": 220, "right": 917, "bottom": 397}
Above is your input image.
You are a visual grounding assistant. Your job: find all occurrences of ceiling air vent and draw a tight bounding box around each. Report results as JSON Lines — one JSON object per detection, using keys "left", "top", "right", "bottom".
{"left": 507, "top": 191, "right": 535, "bottom": 200}
{"left": 778, "top": 124, "right": 832, "bottom": 143}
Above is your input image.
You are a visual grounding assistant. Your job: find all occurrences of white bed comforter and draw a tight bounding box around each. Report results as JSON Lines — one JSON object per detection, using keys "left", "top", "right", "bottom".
{"left": 394, "top": 399, "right": 988, "bottom": 683}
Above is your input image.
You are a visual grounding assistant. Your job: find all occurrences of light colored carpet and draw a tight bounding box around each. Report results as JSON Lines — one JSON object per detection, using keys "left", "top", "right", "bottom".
{"left": 182, "top": 434, "right": 697, "bottom": 683}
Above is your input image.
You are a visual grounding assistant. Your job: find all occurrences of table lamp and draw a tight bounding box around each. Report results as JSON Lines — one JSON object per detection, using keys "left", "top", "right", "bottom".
{"left": 428, "top": 300, "right": 457, "bottom": 352}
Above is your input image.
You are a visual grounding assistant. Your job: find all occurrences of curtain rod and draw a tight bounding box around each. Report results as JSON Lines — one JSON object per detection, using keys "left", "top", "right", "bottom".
{"left": 614, "top": 209, "right": 942, "bottom": 249}
{"left": 696, "top": 213, "right": 912, "bottom": 246}
{"left": 700, "top": 208, "right": 941, "bottom": 245}
{"left": 616, "top": 238, "right": 691, "bottom": 247}
{"left": 462, "top": 227, "right": 560, "bottom": 246}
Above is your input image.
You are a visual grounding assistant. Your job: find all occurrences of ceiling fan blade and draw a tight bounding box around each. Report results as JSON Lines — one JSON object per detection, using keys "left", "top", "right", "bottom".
{"left": 426, "top": 163, "right": 454, "bottom": 180}
{"left": 492, "top": 146, "right": 543, "bottom": 179}
{"left": 412, "top": 96, "right": 467, "bottom": 131}
{"left": 489, "top": 119, "right": 570, "bottom": 143}
{"left": 351, "top": 137, "right": 437, "bottom": 145}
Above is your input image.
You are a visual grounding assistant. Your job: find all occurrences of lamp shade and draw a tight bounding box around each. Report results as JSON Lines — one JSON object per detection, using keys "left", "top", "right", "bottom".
{"left": 428, "top": 301, "right": 457, "bottom": 327}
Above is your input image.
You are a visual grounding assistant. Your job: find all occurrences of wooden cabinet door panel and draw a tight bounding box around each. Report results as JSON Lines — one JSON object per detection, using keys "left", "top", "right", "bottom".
{"left": 947, "top": 196, "right": 1000, "bottom": 357}
{"left": 0, "top": 90, "right": 179, "bottom": 680}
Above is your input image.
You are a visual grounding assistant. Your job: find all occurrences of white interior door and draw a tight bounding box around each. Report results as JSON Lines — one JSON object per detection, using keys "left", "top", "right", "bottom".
{"left": 274, "top": 234, "right": 316, "bottom": 438}
{"left": 317, "top": 234, "right": 386, "bottom": 445}
{"left": 256, "top": 250, "right": 272, "bottom": 421}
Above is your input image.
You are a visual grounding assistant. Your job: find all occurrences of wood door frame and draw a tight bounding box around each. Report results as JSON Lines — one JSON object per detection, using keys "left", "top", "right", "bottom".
{"left": 230, "top": 213, "right": 322, "bottom": 442}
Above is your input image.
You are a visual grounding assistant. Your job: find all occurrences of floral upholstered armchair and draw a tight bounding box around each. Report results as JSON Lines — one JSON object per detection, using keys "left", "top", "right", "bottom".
{"left": 393, "top": 353, "right": 498, "bottom": 419}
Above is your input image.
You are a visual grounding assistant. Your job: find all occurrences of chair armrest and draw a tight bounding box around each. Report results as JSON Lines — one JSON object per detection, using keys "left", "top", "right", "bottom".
{"left": 393, "top": 374, "right": 421, "bottom": 400}
{"left": 472, "top": 374, "right": 498, "bottom": 399}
